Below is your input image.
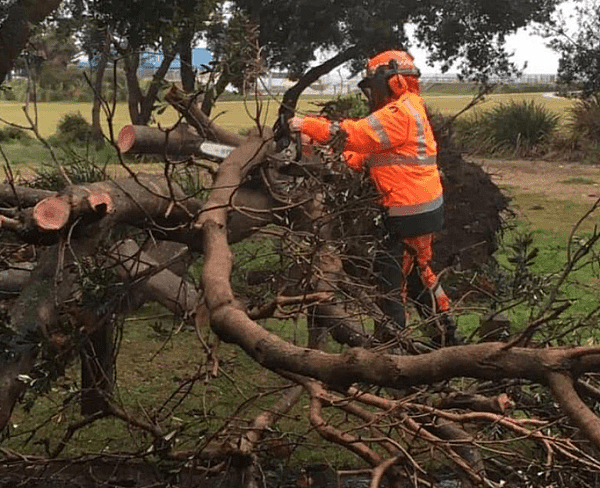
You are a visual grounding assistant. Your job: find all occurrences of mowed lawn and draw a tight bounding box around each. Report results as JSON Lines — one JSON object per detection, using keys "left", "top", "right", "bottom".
{"left": 0, "top": 91, "right": 576, "bottom": 140}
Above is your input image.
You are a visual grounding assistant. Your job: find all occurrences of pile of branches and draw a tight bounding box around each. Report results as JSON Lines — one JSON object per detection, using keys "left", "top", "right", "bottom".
{"left": 0, "top": 84, "right": 600, "bottom": 488}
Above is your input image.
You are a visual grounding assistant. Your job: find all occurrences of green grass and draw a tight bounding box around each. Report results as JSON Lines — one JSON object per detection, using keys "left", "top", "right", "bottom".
{"left": 560, "top": 176, "right": 597, "bottom": 185}
{"left": 0, "top": 97, "right": 336, "bottom": 140}
{"left": 0, "top": 92, "right": 575, "bottom": 139}
{"left": 477, "top": 188, "right": 600, "bottom": 343}
{"left": 4, "top": 301, "right": 359, "bottom": 466}
{"left": 425, "top": 92, "right": 575, "bottom": 120}
{"left": 0, "top": 93, "right": 577, "bottom": 173}
{"left": 509, "top": 191, "right": 598, "bottom": 235}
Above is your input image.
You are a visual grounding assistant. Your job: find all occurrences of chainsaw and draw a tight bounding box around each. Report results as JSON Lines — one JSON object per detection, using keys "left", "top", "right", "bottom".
{"left": 273, "top": 105, "right": 303, "bottom": 162}
{"left": 197, "top": 106, "right": 303, "bottom": 162}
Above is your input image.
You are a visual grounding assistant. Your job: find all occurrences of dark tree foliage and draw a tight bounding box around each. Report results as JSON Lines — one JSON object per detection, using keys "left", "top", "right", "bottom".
{"left": 413, "top": 0, "right": 562, "bottom": 80}
{"left": 84, "top": 0, "right": 220, "bottom": 124}
{"left": 0, "top": 0, "right": 63, "bottom": 84}
{"left": 232, "top": 0, "right": 561, "bottom": 109}
{"left": 203, "top": 6, "right": 262, "bottom": 110}
{"left": 88, "top": 0, "right": 216, "bottom": 50}
{"left": 548, "top": 1, "right": 600, "bottom": 96}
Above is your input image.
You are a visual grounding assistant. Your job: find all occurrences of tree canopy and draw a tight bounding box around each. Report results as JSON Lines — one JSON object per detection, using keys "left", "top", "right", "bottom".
{"left": 547, "top": 0, "right": 600, "bottom": 96}
{"left": 232, "top": 0, "right": 562, "bottom": 108}
{"left": 0, "top": 0, "right": 564, "bottom": 113}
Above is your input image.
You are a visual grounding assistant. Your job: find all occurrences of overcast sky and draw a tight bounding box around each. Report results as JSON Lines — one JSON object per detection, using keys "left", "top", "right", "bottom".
{"left": 504, "top": 29, "right": 559, "bottom": 75}
{"left": 411, "top": 0, "right": 579, "bottom": 76}
{"left": 412, "top": 28, "right": 559, "bottom": 75}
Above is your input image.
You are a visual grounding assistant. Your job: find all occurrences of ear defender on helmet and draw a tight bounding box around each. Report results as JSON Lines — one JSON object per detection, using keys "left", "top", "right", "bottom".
{"left": 358, "top": 58, "right": 411, "bottom": 110}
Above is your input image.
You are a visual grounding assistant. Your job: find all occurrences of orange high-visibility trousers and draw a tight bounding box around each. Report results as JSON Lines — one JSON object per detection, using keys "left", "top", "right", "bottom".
{"left": 375, "top": 233, "right": 450, "bottom": 329}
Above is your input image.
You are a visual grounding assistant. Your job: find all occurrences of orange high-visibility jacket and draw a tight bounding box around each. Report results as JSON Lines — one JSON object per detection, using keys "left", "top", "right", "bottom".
{"left": 300, "top": 91, "right": 443, "bottom": 230}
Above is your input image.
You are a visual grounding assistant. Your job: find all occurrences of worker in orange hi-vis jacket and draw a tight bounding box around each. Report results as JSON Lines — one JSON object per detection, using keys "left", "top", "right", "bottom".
{"left": 289, "top": 49, "right": 461, "bottom": 346}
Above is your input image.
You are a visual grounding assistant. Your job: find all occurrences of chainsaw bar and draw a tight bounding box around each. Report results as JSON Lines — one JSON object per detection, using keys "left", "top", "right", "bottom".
{"left": 198, "top": 141, "right": 235, "bottom": 160}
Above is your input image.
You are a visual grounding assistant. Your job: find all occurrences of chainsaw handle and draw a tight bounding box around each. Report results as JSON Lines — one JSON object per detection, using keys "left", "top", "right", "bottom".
{"left": 274, "top": 108, "right": 302, "bottom": 161}
{"left": 274, "top": 111, "right": 291, "bottom": 152}
{"left": 294, "top": 131, "right": 302, "bottom": 160}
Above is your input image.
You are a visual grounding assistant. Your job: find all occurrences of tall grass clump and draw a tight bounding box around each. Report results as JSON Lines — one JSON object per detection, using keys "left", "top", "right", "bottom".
{"left": 541, "top": 94, "right": 600, "bottom": 163}
{"left": 455, "top": 99, "right": 560, "bottom": 156}
{"left": 569, "top": 94, "right": 600, "bottom": 143}
{"left": 28, "top": 152, "right": 109, "bottom": 191}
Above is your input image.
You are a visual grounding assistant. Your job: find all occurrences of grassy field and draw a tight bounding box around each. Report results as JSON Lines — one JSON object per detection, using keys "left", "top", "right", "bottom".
{"left": 484, "top": 202, "right": 599, "bottom": 355}
{"left": 0, "top": 91, "right": 576, "bottom": 139}
{"left": 0, "top": 91, "right": 577, "bottom": 180}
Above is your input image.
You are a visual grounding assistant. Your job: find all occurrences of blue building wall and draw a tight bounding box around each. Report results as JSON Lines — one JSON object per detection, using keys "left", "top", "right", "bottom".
{"left": 140, "top": 48, "right": 212, "bottom": 71}
{"left": 78, "top": 48, "right": 213, "bottom": 79}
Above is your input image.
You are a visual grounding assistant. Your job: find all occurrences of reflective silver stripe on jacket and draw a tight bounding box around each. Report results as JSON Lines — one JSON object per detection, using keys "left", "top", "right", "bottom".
{"left": 387, "top": 193, "right": 444, "bottom": 216}
{"left": 367, "top": 153, "right": 437, "bottom": 167}
{"left": 366, "top": 114, "right": 391, "bottom": 149}
{"left": 403, "top": 99, "right": 429, "bottom": 159}
{"left": 365, "top": 99, "right": 432, "bottom": 162}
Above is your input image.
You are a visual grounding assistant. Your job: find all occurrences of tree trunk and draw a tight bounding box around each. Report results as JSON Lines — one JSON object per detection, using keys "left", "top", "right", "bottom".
{"left": 200, "top": 66, "right": 231, "bottom": 117}
{"left": 80, "top": 321, "right": 114, "bottom": 415}
{"left": 280, "top": 45, "right": 360, "bottom": 114}
{"left": 178, "top": 30, "right": 195, "bottom": 93}
{"left": 122, "top": 43, "right": 177, "bottom": 126}
{"left": 0, "top": 0, "right": 62, "bottom": 84}
{"left": 139, "top": 49, "right": 176, "bottom": 125}
{"left": 91, "top": 27, "right": 112, "bottom": 149}
{"left": 122, "top": 48, "right": 144, "bottom": 125}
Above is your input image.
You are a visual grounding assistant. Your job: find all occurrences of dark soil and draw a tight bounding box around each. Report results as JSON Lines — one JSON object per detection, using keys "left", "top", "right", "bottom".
{"left": 434, "top": 132, "right": 510, "bottom": 272}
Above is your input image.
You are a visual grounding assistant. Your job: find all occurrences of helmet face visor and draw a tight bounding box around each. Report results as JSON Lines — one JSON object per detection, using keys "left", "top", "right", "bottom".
{"left": 358, "top": 77, "right": 372, "bottom": 99}
{"left": 358, "top": 72, "right": 389, "bottom": 111}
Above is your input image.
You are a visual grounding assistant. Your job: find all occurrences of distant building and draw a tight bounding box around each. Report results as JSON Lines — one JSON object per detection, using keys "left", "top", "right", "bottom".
{"left": 77, "top": 48, "right": 213, "bottom": 82}
{"left": 259, "top": 71, "right": 357, "bottom": 96}
{"left": 138, "top": 48, "right": 213, "bottom": 81}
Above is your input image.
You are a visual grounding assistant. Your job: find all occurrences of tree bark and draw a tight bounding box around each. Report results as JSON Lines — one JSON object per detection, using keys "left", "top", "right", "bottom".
{"left": 0, "top": 184, "right": 54, "bottom": 207}
{"left": 117, "top": 124, "right": 205, "bottom": 156}
{"left": 178, "top": 29, "right": 195, "bottom": 93}
{"left": 91, "top": 27, "right": 112, "bottom": 149}
{"left": 0, "top": 0, "right": 63, "bottom": 84}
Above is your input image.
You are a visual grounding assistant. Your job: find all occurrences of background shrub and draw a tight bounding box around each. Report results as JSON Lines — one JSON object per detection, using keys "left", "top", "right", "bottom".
{"left": 569, "top": 94, "right": 600, "bottom": 142}
{"left": 0, "top": 125, "right": 32, "bottom": 143}
{"left": 314, "top": 94, "right": 369, "bottom": 119}
{"left": 51, "top": 111, "right": 92, "bottom": 144}
{"left": 455, "top": 100, "right": 560, "bottom": 156}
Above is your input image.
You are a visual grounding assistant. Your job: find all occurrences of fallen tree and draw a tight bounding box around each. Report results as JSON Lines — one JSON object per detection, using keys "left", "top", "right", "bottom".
{"left": 1, "top": 84, "right": 600, "bottom": 488}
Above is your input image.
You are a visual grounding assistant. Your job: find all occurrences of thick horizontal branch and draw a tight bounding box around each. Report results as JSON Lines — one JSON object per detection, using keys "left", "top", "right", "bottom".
{"left": 0, "top": 184, "right": 55, "bottom": 208}
{"left": 117, "top": 124, "right": 205, "bottom": 156}
{"left": 108, "top": 239, "right": 197, "bottom": 322}
{"left": 1, "top": 175, "right": 202, "bottom": 243}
